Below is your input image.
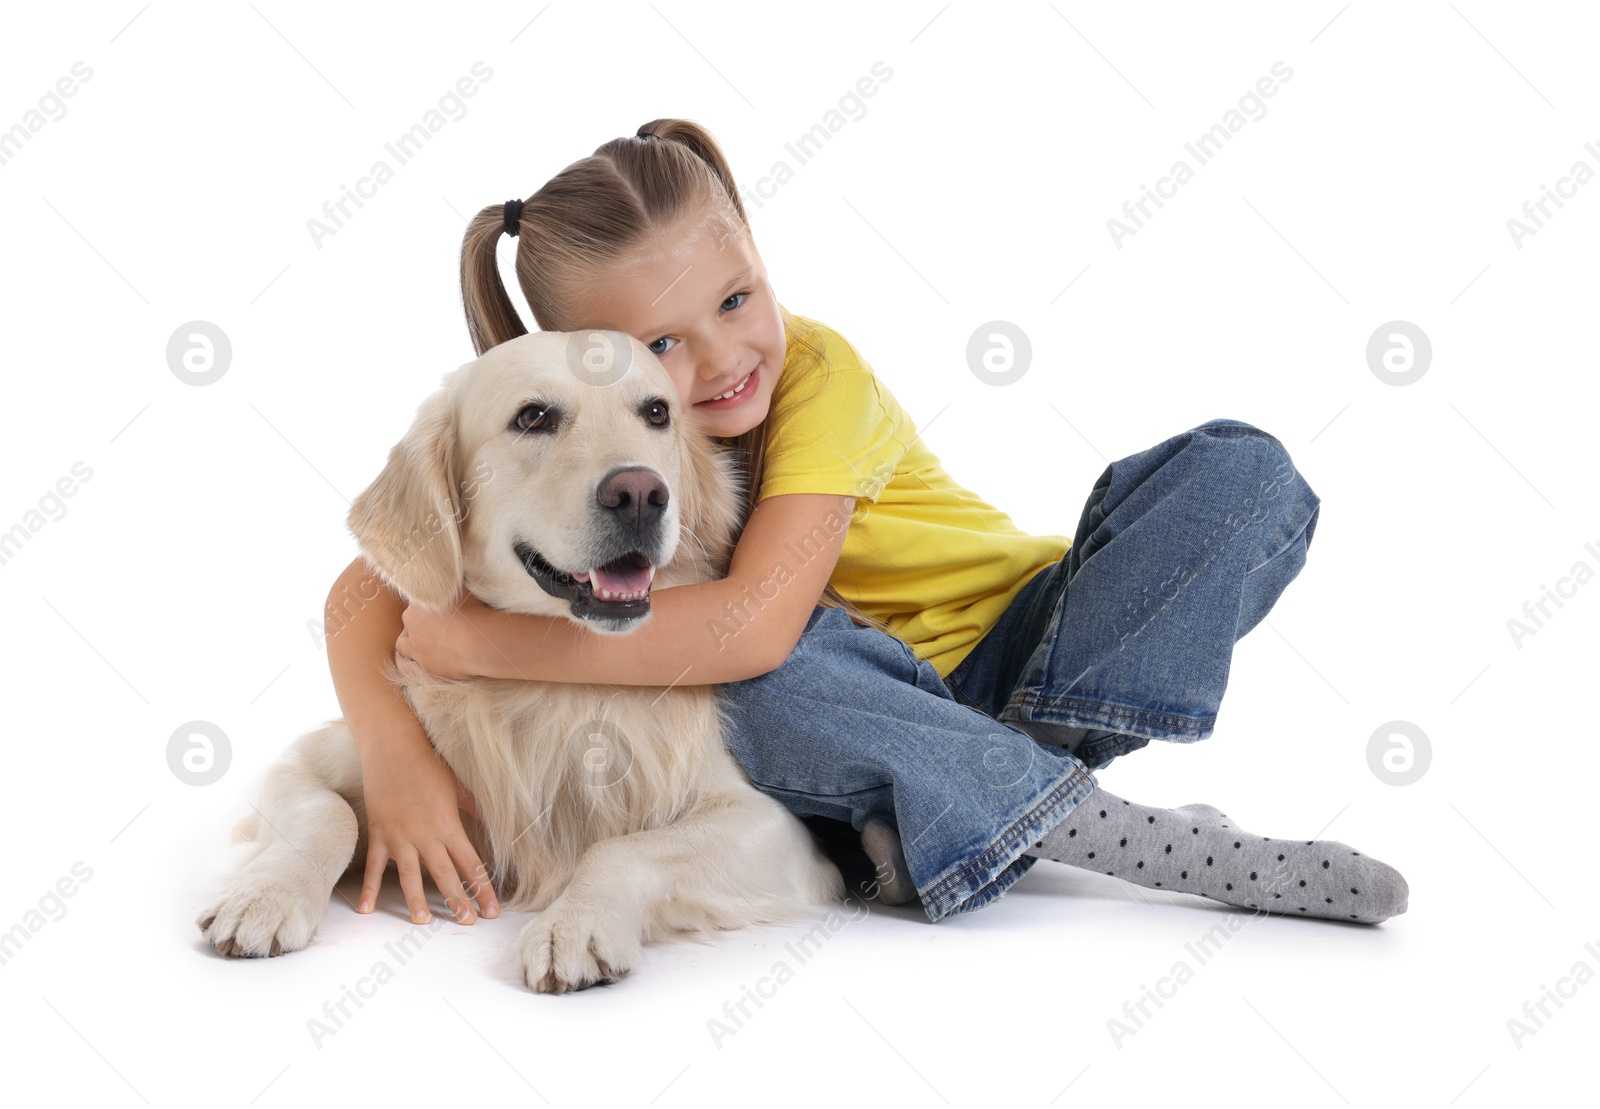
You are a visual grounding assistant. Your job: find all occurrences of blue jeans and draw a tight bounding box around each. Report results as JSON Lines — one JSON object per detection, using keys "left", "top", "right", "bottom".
{"left": 716, "top": 419, "right": 1321, "bottom": 923}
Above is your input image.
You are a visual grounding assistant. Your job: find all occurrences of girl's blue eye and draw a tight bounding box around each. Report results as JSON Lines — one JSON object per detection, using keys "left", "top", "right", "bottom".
{"left": 647, "top": 292, "right": 747, "bottom": 357}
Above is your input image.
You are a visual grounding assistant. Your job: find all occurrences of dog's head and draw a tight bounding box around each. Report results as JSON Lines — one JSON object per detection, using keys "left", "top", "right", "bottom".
{"left": 347, "top": 331, "right": 745, "bottom": 635}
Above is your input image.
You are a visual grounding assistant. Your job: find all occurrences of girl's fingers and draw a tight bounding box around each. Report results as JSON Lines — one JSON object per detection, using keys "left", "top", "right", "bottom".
{"left": 359, "top": 842, "right": 389, "bottom": 914}
{"left": 420, "top": 847, "right": 477, "bottom": 925}
{"left": 450, "top": 841, "right": 500, "bottom": 920}
{"left": 394, "top": 849, "right": 432, "bottom": 924}
{"left": 357, "top": 831, "right": 497, "bottom": 925}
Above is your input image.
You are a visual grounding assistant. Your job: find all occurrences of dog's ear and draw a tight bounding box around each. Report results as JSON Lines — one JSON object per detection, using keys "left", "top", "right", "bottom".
{"left": 346, "top": 384, "right": 464, "bottom": 608}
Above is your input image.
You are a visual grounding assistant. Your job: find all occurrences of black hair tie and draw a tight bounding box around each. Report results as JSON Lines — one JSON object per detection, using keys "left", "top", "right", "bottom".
{"left": 503, "top": 198, "right": 524, "bottom": 237}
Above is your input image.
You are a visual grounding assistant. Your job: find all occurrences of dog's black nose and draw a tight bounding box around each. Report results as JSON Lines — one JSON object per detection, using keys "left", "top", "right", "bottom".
{"left": 597, "top": 467, "right": 669, "bottom": 532}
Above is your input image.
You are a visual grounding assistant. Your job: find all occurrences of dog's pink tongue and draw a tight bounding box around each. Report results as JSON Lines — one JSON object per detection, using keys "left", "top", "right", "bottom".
{"left": 591, "top": 562, "right": 653, "bottom": 594}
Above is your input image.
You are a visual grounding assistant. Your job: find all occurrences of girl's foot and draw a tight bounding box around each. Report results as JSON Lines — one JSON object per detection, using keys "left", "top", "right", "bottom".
{"left": 860, "top": 817, "right": 918, "bottom": 906}
{"left": 1024, "top": 787, "right": 1409, "bottom": 923}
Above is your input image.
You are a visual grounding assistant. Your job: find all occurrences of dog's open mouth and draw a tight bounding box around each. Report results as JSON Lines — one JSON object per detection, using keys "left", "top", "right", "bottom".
{"left": 515, "top": 541, "right": 656, "bottom": 621}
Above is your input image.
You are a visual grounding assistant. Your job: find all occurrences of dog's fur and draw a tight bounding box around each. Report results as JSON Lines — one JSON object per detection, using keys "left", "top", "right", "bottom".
{"left": 197, "top": 331, "right": 844, "bottom": 991}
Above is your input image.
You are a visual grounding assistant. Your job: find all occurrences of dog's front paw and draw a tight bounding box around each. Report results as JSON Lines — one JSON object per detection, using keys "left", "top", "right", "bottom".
{"left": 197, "top": 864, "right": 330, "bottom": 958}
{"left": 517, "top": 902, "right": 643, "bottom": 994}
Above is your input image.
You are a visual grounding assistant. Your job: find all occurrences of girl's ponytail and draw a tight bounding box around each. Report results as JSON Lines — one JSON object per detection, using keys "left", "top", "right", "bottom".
{"left": 462, "top": 118, "right": 750, "bottom": 356}
{"left": 460, "top": 201, "right": 530, "bottom": 356}
{"left": 633, "top": 118, "right": 749, "bottom": 229}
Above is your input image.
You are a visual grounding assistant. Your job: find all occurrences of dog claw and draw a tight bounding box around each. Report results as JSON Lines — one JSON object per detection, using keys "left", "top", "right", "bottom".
{"left": 530, "top": 966, "right": 620, "bottom": 993}
{"left": 207, "top": 933, "right": 288, "bottom": 959}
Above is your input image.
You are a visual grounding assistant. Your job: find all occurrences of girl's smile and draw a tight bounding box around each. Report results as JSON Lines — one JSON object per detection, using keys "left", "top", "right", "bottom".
{"left": 694, "top": 362, "right": 761, "bottom": 409}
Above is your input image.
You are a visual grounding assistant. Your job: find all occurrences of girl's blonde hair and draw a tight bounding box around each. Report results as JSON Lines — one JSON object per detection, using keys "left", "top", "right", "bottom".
{"left": 459, "top": 117, "right": 889, "bottom": 635}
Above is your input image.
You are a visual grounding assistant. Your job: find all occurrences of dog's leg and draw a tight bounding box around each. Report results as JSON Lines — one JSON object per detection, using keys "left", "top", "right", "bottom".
{"left": 518, "top": 789, "right": 843, "bottom": 993}
{"left": 197, "top": 722, "right": 363, "bottom": 958}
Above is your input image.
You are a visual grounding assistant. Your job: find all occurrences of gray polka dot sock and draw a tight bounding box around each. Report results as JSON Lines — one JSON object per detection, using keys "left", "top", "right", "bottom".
{"left": 1023, "top": 788, "right": 1409, "bottom": 923}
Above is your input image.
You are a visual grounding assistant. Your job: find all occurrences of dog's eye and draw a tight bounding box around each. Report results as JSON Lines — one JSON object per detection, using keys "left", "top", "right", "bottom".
{"left": 645, "top": 400, "right": 670, "bottom": 428}
{"left": 513, "top": 404, "right": 554, "bottom": 433}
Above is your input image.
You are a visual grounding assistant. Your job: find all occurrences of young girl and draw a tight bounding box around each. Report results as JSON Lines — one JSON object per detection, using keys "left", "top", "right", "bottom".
{"left": 329, "top": 118, "right": 1408, "bottom": 931}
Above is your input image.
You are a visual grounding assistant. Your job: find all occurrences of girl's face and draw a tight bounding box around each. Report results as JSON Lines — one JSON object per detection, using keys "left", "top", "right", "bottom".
{"left": 575, "top": 214, "right": 786, "bottom": 440}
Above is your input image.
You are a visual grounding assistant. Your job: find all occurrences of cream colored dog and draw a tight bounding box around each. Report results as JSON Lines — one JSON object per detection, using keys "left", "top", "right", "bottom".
{"left": 197, "top": 331, "right": 844, "bottom": 992}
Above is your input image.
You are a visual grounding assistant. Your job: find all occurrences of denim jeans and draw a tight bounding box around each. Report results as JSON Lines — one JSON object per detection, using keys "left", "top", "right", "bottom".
{"left": 716, "top": 419, "right": 1321, "bottom": 923}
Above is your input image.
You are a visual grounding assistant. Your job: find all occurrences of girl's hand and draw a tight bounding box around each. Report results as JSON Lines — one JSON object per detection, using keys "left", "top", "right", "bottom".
{"left": 396, "top": 590, "right": 504, "bottom": 679}
{"left": 359, "top": 736, "right": 501, "bottom": 925}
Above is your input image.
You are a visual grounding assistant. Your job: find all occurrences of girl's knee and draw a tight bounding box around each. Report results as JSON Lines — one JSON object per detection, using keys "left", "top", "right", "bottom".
{"left": 1193, "top": 417, "right": 1284, "bottom": 456}
{"left": 1193, "top": 421, "right": 1304, "bottom": 490}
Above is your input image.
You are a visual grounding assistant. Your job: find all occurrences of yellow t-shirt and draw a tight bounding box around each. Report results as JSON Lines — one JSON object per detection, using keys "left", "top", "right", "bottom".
{"left": 757, "top": 311, "right": 1073, "bottom": 679}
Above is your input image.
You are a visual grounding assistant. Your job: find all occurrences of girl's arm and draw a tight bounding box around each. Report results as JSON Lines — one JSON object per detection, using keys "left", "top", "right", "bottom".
{"left": 408, "top": 492, "right": 856, "bottom": 686}
{"left": 325, "top": 556, "right": 501, "bottom": 926}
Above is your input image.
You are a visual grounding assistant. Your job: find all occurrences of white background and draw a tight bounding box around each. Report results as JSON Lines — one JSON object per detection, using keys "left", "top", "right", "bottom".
{"left": 1, "top": 2, "right": 1595, "bottom": 1105}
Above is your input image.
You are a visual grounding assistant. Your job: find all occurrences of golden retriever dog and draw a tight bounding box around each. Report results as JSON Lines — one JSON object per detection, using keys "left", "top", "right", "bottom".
{"left": 197, "top": 331, "right": 845, "bottom": 992}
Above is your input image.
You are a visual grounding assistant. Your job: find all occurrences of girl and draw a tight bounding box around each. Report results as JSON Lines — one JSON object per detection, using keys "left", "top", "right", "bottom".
{"left": 330, "top": 118, "right": 1408, "bottom": 931}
